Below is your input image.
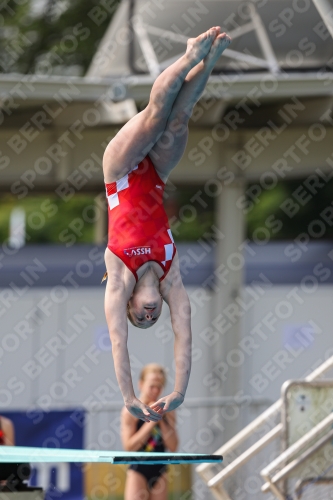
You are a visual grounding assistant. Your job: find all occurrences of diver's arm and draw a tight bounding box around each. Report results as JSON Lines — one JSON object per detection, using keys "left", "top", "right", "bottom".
{"left": 104, "top": 253, "right": 161, "bottom": 422}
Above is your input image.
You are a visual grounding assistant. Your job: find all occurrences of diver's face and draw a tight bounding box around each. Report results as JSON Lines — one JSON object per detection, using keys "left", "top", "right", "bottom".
{"left": 139, "top": 373, "right": 164, "bottom": 402}
{"left": 128, "top": 289, "right": 163, "bottom": 328}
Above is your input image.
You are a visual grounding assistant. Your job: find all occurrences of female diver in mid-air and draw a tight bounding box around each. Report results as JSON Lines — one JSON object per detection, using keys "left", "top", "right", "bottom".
{"left": 103, "top": 27, "right": 231, "bottom": 422}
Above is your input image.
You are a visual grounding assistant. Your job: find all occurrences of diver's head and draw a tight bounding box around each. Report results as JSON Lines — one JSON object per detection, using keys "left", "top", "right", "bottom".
{"left": 127, "top": 285, "right": 163, "bottom": 329}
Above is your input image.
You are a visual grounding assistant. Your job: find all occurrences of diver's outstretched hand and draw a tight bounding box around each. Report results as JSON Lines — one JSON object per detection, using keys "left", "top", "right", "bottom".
{"left": 150, "top": 391, "right": 184, "bottom": 414}
{"left": 126, "top": 397, "right": 162, "bottom": 422}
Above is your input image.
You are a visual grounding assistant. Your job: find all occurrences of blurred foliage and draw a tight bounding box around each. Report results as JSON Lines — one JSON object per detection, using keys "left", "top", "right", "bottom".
{"left": 0, "top": 187, "right": 216, "bottom": 245}
{"left": 1, "top": 177, "right": 332, "bottom": 245}
{"left": 0, "top": 194, "right": 97, "bottom": 244}
{"left": 0, "top": 0, "right": 120, "bottom": 74}
{"left": 167, "top": 177, "right": 333, "bottom": 243}
{"left": 247, "top": 177, "right": 333, "bottom": 241}
{"left": 165, "top": 185, "right": 215, "bottom": 242}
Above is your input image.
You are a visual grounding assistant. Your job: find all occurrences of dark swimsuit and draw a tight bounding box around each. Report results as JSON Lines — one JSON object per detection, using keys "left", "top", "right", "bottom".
{"left": 0, "top": 418, "right": 31, "bottom": 485}
{"left": 0, "top": 418, "right": 5, "bottom": 445}
{"left": 128, "top": 419, "right": 167, "bottom": 489}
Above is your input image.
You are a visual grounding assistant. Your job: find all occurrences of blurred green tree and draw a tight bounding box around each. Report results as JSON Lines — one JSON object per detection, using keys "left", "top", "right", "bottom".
{"left": 0, "top": 0, "right": 120, "bottom": 75}
{"left": 0, "top": 194, "right": 98, "bottom": 244}
{"left": 246, "top": 178, "right": 333, "bottom": 241}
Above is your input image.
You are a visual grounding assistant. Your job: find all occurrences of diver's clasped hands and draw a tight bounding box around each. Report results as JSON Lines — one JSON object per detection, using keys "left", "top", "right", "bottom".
{"left": 125, "top": 391, "right": 184, "bottom": 422}
{"left": 150, "top": 391, "right": 184, "bottom": 414}
{"left": 125, "top": 397, "right": 161, "bottom": 422}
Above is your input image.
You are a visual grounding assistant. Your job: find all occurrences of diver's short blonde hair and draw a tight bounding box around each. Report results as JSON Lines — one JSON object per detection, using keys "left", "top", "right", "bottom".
{"left": 139, "top": 363, "right": 166, "bottom": 386}
{"left": 127, "top": 304, "right": 136, "bottom": 326}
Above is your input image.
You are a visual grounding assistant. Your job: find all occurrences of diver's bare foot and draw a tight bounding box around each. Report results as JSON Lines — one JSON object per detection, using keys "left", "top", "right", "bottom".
{"left": 204, "top": 32, "right": 231, "bottom": 69}
{"left": 186, "top": 27, "right": 219, "bottom": 65}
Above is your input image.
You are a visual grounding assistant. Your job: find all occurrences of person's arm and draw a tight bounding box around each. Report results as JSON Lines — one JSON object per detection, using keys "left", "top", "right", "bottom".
{"left": 159, "top": 412, "right": 178, "bottom": 452}
{"left": 167, "top": 282, "right": 192, "bottom": 396}
{"left": 104, "top": 259, "right": 161, "bottom": 422}
{"left": 151, "top": 255, "right": 192, "bottom": 413}
{"left": 2, "top": 417, "right": 15, "bottom": 445}
{"left": 121, "top": 407, "right": 158, "bottom": 451}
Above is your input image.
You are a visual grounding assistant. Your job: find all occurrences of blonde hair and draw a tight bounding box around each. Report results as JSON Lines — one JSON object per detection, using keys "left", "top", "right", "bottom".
{"left": 139, "top": 363, "right": 166, "bottom": 386}
{"left": 127, "top": 304, "right": 136, "bottom": 326}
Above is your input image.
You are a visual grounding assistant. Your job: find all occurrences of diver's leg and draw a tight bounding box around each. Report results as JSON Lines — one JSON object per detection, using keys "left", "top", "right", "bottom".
{"left": 103, "top": 28, "right": 218, "bottom": 182}
{"left": 149, "top": 32, "right": 231, "bottom": 179}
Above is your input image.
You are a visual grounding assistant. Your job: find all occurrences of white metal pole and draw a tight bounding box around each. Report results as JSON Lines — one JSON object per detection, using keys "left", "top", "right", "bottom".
{"left": 312, "top": 0, "right": 333, "bottom": 39}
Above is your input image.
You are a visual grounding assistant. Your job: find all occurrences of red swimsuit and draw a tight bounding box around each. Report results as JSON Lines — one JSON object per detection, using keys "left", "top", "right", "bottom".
{"left": 105, "top": 156, "right": 176, "bottom": 281}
